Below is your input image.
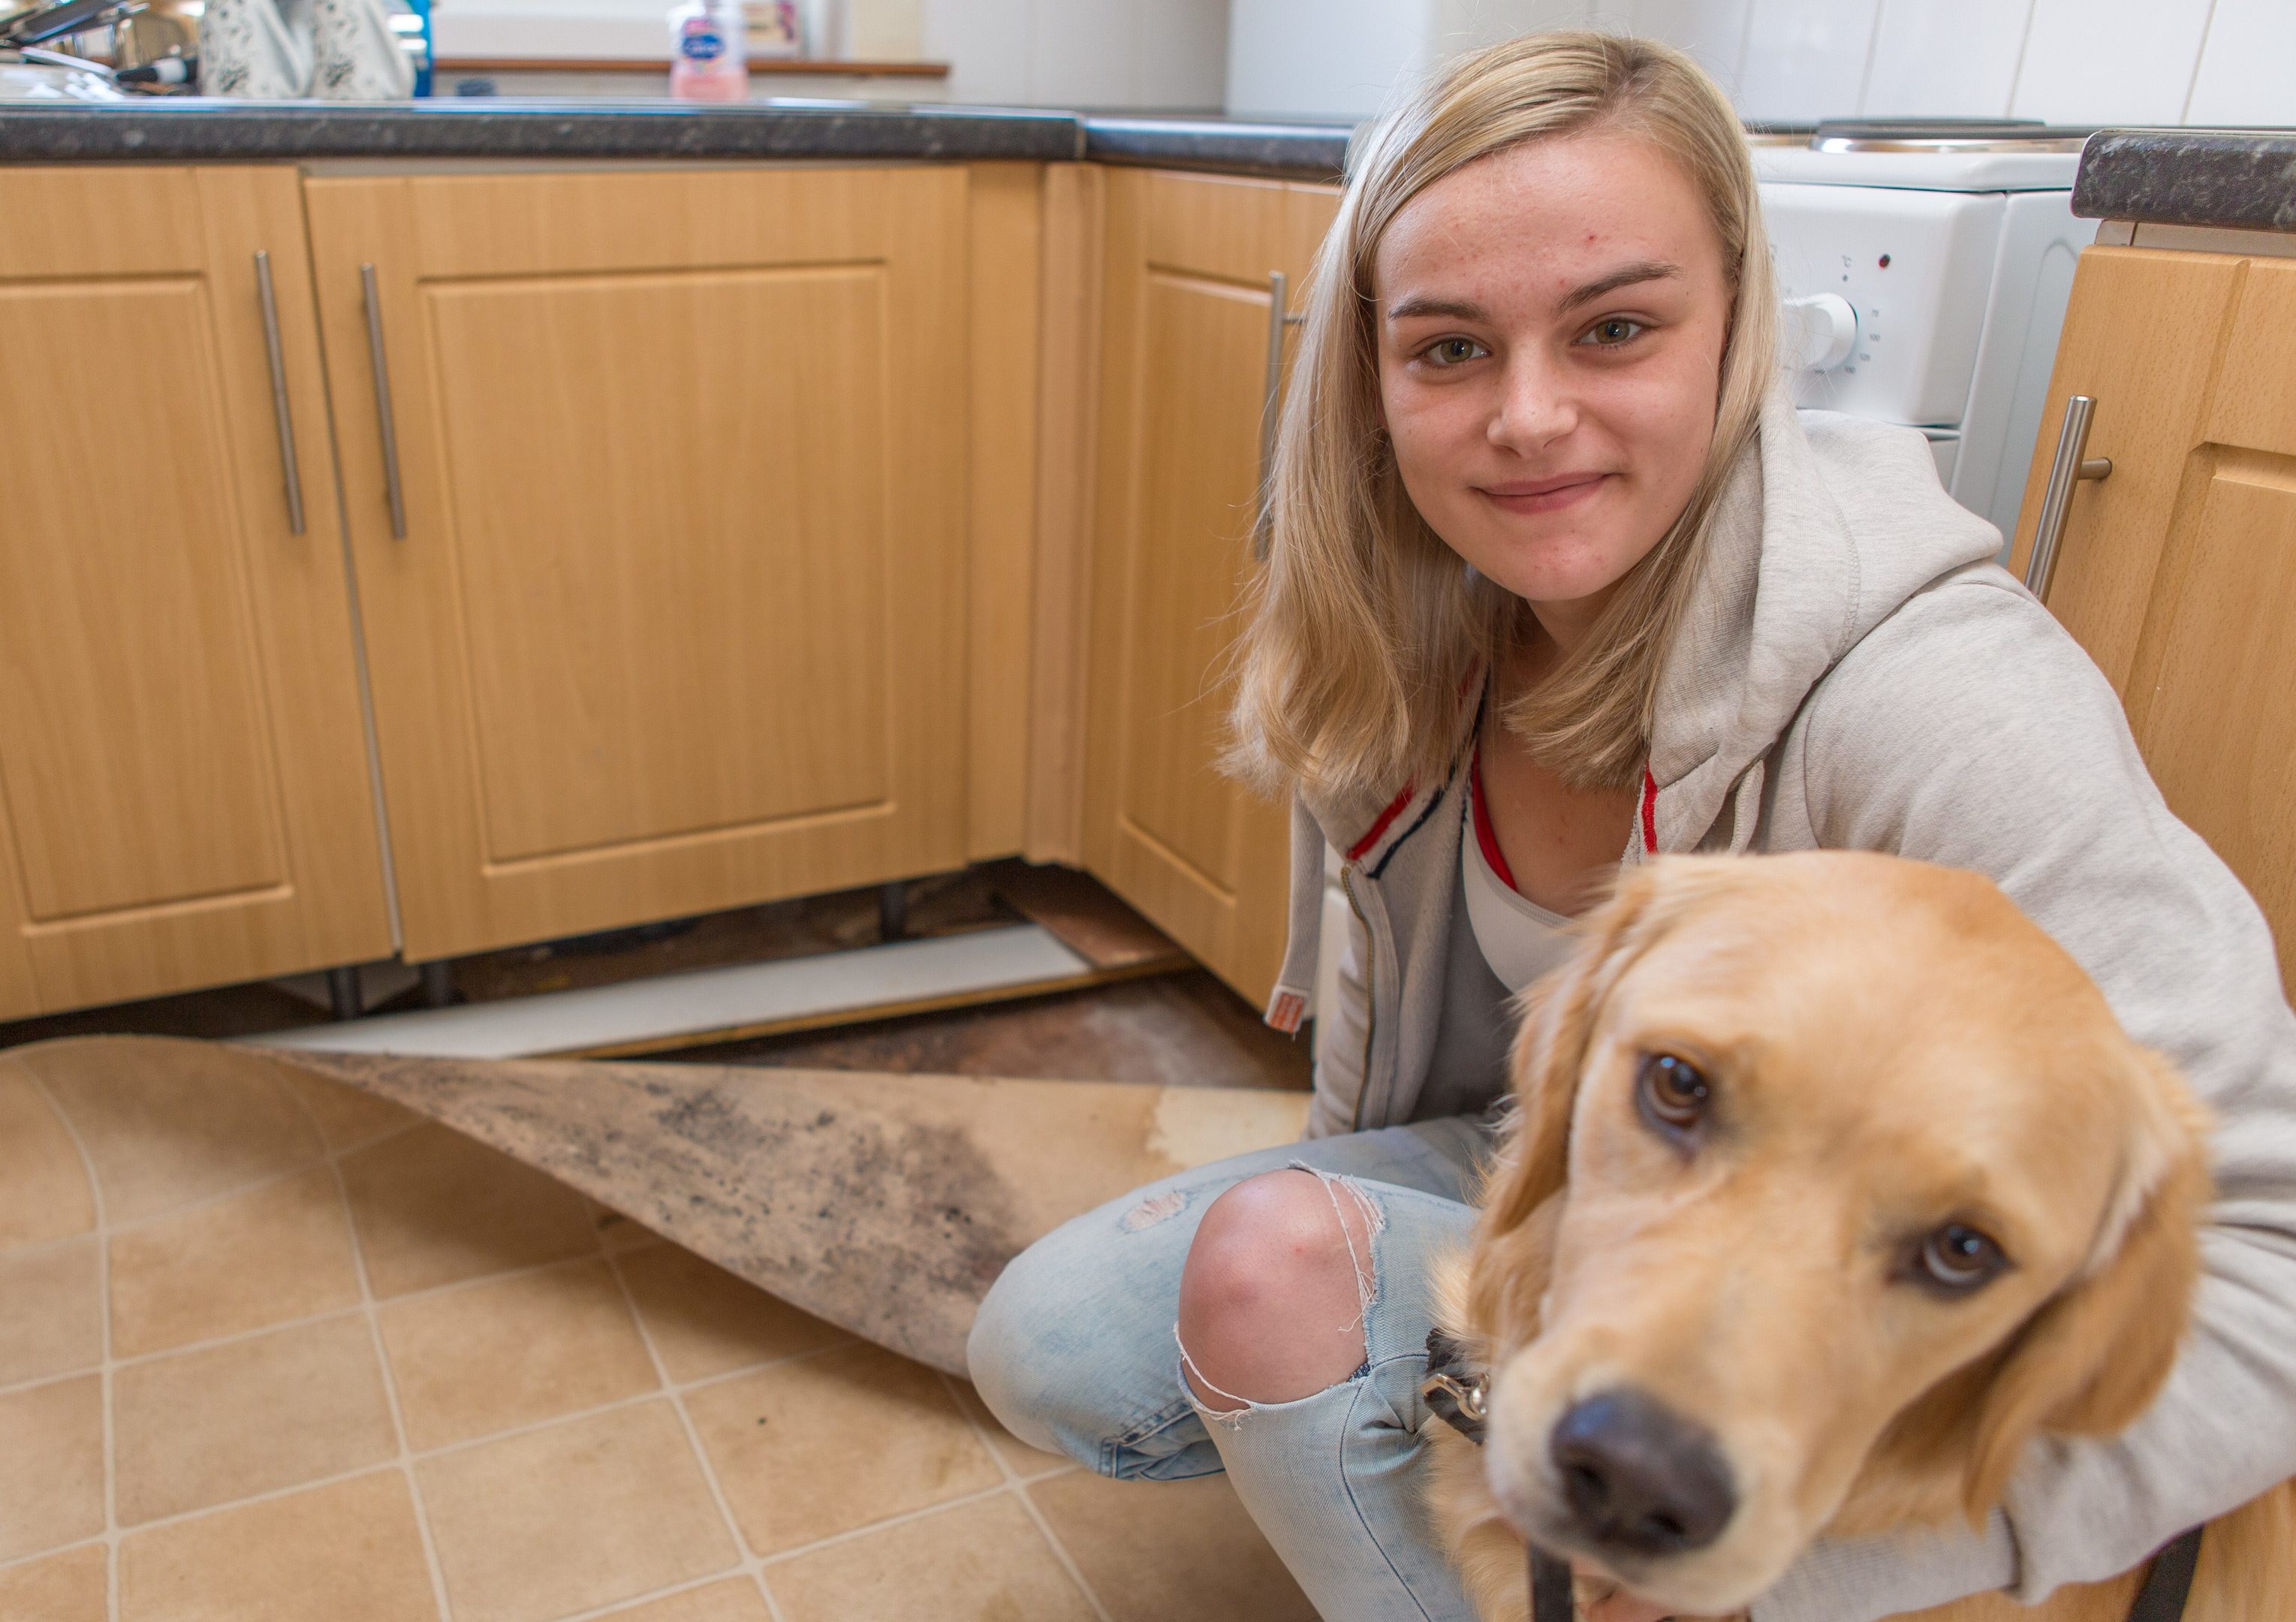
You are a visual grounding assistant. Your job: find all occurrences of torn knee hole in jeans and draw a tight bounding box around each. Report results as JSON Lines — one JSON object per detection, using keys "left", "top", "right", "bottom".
{"left": 1291, "top": 1161, "right": 1385, "bottom": 1330}
{"left": 1175, "top": 1167, "right": 1386, "bottom": 1429}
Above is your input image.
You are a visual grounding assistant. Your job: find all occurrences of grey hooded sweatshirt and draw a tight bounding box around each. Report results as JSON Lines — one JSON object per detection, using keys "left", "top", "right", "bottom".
{"left": 1263, "top": 392, "right": 2296, "bottom": 1619}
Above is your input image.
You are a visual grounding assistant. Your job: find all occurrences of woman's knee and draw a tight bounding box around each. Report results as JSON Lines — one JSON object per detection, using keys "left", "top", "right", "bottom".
{"left": 1177, "top": 1168, "right": 1379, "bottom": 1408}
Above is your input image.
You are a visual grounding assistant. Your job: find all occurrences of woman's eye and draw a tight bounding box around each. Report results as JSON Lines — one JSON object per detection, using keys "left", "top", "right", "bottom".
{"left": 1912, "top": 1224, "right": 2009, "bottom": 1295}
{"left": 1635, "top": 1053, "right": 1710, "bottom": 1135}
{"left": 1579, "top": 317, "right": 1646, "bottom": 348}
{"left": 1420, "top": 336, "right": 1488, "bottom": 367}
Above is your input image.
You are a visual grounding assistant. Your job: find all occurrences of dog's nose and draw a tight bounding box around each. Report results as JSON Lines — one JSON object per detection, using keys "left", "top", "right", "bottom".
{"left": 1549, "top": 1389, "right": 1736, "bottom": 1555}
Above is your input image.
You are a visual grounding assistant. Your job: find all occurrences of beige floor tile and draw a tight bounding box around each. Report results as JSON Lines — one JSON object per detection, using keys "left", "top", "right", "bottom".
{"left": 0, "top": 1542, "right": 109, "bottom": 1622}
{"left": 415, "top": 1398, "right": 737, "bottom": 1622}
{"left": 35, "top": 1046, "right": 324, "bottom": 1224}
{"left": 947, "top": 1376, "right": 1072, "bottom": 1477}
{"left": 0, "top": 1067, "right": 95, "bottom": 1248}
{"left": 114, "top": 1315, "right": 396, "bottom": 1526}
{"left": 269, "top": 1063, "right": 422, "bottom": 1153}
{"left": 1027, "top": 1470, "right": 1315, "bottom": 1622}
{"left": 768, "top": 1491, "right": 1095, "bottom": 1622}
{"left": 109, "top": 1165, "right": 361, "bottom": 1358}
{"left": 339, "top": 1124, "right": 596, "bottom": 1298}
{"left": 118, "top": 1468, "right": 439, "bottom": 1622}
{"left": 615, "top": 1244, "right": 844, "bottom": 1382}
{"left": 379, "top": 1258, "right": 659, "bottom": 1450}
{"left": 684, "top": 1340, "right": 1000, "bottom": 1555}
{"left": 596, "top": 1577, "right": 773, "bottom": 1620}
{"left": 0, "top": 1375, "right": 104, "bottom": 1560}
{"left": 0, "top": 1236, "right": 101, "bottom": 1385}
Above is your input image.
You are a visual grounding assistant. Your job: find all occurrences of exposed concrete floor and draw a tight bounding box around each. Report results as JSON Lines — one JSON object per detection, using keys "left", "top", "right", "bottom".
{"left": 663, "top": 969, "right": 1312, "bottom": 1093}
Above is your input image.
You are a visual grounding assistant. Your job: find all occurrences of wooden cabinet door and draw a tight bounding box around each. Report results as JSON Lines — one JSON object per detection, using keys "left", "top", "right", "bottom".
{"left": 0, "top": 165, "right": 393, "bottom": 1018}
{"left": 1081, "top": 170, "right": 1338, "bottom": 1005}
{"left": 305, "top": 167, "right": 971, "bottom": 961}
{"left": 2010, "top": 244, "right": 2296, "bottom": 990}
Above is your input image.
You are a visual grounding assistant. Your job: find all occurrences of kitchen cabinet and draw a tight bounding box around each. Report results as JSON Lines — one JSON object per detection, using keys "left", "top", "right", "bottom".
{"left": 304, "top": 165, "right": 974, "bottom": 962}
{"left": 1079, "top": 170, "right": 1339, "bottom": 1005}
{"left": 0, "top": 165, "right": 394, "bottom": 1018}
{"left": 2010, "top": 243, "right": 2296, "bottom": 991}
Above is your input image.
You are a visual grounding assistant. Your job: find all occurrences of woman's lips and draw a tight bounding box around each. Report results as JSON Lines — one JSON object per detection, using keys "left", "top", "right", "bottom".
{"left": 1478, "top": 472, "right": 1611, "bottom": 514}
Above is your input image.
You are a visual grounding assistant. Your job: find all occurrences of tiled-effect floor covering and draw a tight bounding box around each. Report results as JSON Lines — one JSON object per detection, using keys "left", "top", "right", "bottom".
{"left": 0, "top": 1047, "right": 1315, "bottom": 1621}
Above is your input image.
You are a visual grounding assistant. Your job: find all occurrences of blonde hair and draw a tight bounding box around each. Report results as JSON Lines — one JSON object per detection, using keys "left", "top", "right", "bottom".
{"left": 1229, "top": 31, "right": 1778, "bottom": 796}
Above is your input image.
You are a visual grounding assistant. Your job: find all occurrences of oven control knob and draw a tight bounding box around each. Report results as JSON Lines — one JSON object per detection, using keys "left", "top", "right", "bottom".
{"left": 1781, "top": 293, "right": 1858, "bottom": 372}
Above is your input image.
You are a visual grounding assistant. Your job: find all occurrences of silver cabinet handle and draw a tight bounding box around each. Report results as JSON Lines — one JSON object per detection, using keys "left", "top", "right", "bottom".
{"left": 359, "top": 262, "right": 408, "bottom": 539}
{"left": 2023, "top": 393, "right": 2111, "bottom": 598}
{"left": 1254, "top": 270, "right": 1307, "bottom": 562}
{"left": 252, "top": 250, "right": 306, "bottom": 535}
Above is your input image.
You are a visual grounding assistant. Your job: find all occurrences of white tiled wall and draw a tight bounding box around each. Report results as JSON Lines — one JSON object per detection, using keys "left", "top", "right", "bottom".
{"left": 1230, "top": 0, "right": 2296, "bottom": 126}
{"left": 432, "top": 0, "right": 1229, "bottom": 109}
{"left": 930, "top": 0, "right": 1228, "bottom": 109}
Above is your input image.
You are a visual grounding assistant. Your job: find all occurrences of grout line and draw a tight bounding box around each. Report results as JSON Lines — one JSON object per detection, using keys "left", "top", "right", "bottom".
{"left": 2180, "top": 0, "right": 2219, "bottom": 125}
{"left": 598, "top": 1231, "right": 791, "bottom": 1622}
{"left": 2004, "top": 0, "right": 2042, "bottom": 119}
{"left": 276, "top": 1080, "right": 458, "bottom": 1622}
{"left": 24, "top": 1073, "right": 122, "bottom": 1622}
{"left": 936, "top": 1368, "right": 1113, "bottom": 1622}
{"left": 748, "top": 1478, "right": 1020, "bottom": 1569}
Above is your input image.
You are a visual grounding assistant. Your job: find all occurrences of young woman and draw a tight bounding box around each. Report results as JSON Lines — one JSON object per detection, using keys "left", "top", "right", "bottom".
{"left": 969, "top": 32, "right": 2296, "bottom": 1622}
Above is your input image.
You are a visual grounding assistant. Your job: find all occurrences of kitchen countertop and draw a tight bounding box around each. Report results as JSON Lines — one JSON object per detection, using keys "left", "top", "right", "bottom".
{"left": 0, "top": 97, "right": 1358, "bottom": 179}
{"left": 2073, "top": 128, "right": 2296, "bottom": 234}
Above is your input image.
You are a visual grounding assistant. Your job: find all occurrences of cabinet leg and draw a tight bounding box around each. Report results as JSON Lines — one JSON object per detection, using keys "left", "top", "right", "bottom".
{"left": 879, "top": 880, "right": 908, "bottom": 943}
{"left": 418, "top": 961, "right": 455, "bottom": 1008}
{"left": 325, "top": 966, "right": 362, "bottom": 1022}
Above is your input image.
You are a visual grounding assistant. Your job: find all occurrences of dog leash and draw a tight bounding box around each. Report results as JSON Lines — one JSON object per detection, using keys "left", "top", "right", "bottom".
{"left": 1425, "top": 1329, "right": 1576, "bottom": 1622}
{"left": 1424, "top": 1329, "right": 2203, "bottom": 1622}
{"left": 2126, "top": 1526, "right": 2204, "bottom": 1622}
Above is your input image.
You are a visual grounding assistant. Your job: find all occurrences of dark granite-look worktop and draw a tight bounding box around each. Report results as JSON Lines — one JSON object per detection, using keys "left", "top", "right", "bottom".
{"left": 0, "top": 97, "right": 1359, "bottom": 179}
{"left": 2073, "top": 128, "right": 2296, "bottom": 234}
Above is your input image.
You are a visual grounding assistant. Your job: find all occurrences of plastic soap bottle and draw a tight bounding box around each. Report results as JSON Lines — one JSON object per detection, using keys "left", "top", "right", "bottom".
{"left": 667, "top": 0, "right": 747, "bottom": 101}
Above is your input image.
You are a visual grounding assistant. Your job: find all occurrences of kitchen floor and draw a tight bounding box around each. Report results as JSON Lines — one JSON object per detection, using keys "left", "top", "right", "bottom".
{"left": 0, "top": 880, "right": 1318, "bottom": 1621}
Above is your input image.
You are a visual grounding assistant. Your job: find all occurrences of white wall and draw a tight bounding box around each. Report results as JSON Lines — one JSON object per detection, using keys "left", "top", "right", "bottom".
{"left": 923, "top": 0, "right": 1227, "bottom": 109}
{"left": 431, "top": 0, "right": 1230, "bottom": 110}
{"left": 1228, "top": 0, "right": 2296, "bottom": 126}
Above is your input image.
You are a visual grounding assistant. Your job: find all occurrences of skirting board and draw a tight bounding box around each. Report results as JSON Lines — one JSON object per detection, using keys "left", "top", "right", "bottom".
{"left": 251, "top": 923, "right": 1094, "bottom": 1061}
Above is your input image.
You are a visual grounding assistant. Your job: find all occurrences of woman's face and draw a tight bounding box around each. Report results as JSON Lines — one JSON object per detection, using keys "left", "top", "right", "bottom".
{"left": 1373, "top": 130, "right": 1734, "bottom": 638}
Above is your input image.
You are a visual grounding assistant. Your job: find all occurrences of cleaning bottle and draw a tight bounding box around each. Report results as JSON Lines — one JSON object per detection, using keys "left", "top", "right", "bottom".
{"left": 667, "top": 0, "right": 746, "bottom": 101}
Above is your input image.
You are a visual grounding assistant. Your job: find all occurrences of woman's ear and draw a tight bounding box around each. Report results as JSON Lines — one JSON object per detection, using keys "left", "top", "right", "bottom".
{"left": 1960, "top": 1051, "right": 2214, "bottom": 1520}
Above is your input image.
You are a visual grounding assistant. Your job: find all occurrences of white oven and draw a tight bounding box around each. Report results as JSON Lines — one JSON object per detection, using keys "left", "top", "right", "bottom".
{"left": 1758, "top": 131, "right": 2097, "bottom": 548}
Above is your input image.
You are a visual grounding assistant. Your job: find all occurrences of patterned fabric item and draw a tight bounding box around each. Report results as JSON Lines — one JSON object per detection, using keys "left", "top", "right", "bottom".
{"left": 197, "top": 0, "right": 411, "bottom": 97}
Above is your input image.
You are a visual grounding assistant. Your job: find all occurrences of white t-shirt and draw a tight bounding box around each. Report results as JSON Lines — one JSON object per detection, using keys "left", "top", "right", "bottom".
{"left": 1462, "top": 749, "right": 1579, "bottom": 994}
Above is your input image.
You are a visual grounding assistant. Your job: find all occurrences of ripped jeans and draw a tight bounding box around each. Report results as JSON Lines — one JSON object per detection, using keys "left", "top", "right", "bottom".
{"left": 967, "top": 1117, "right": 1490, "bottom": 1621}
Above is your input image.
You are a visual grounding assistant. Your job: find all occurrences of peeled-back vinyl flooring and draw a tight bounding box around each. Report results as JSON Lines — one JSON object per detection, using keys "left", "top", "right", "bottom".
{"left": 0, "top": 977, "right": 1317, "bottom": 1620}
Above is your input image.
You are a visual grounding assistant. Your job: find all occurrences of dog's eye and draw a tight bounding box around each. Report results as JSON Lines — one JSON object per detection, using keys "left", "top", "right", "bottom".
{"left": 1913, "top": 1224, "right": 2008, "bottom": 1295}
{"left": 1636, "top": 1053, "right": 1710, "bottom": 1135}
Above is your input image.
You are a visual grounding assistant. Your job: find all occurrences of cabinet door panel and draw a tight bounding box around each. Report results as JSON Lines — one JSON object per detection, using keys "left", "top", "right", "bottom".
{"left": 309, "top": 167, "right": 969, "bottom": 960}
{"left": 0, "top": 166, "right": 393, "bottom": 1016}
{"left": 2014, "top": 246, "right": 2296, "bottom": 993}
{"left": 424, "top": 267, "right": 891, "bottom": 864}
{"left": 2132, "top": 452, "right": 2296, "bottom": 990}
{"left": 1083, "top": 170, "right": 1337, "bottom": 1006}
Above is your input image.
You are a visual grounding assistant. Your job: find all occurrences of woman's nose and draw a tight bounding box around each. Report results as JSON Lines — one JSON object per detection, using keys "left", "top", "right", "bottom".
{"left": 1486, "top": 354, "right": 1580, "bottom": 454}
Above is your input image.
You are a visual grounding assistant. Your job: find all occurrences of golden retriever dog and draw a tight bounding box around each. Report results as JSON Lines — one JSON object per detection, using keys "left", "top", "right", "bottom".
{"left": 1425, "top": 851, "right": 2294, "bottom": 1622}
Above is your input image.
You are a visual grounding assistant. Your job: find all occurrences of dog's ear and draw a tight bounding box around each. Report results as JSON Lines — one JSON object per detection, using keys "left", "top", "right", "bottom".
{"left": 1478, "top": 863, "right": 1668, "bottom": 1238}
{"left": 1960, "top": 1049, "right": 2213, "bottom": 1520}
